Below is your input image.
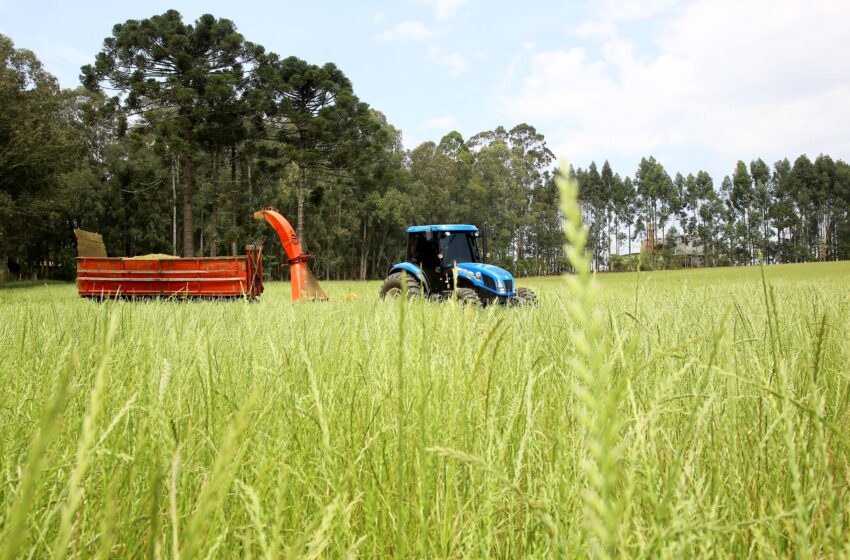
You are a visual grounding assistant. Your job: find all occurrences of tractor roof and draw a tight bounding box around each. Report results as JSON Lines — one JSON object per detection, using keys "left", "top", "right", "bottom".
{"left": 407, "top": 225, "right": 478, "bottom": 233}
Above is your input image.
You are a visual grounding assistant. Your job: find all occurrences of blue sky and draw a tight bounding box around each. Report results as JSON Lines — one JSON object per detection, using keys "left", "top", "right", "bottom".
{"left": 2, "top": 0, "right": 848, "bottom": 182}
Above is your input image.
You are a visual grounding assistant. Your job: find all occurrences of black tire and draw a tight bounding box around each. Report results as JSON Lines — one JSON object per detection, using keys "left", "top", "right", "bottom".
{"left": 455, "top": 287, "right": 481, "bottom": 306}
{"left": 379, "top": 272, "right": 422, "bottom": 300}
{"left": 514, "top": 286, "right": 538, "bottom": 307}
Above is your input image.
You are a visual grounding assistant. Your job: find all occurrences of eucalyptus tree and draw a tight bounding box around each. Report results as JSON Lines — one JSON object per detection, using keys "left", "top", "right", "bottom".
{"left": 719, "top": 175, "right": 737, "bottom": 262}
{"left": 635, "top": 156, "right": 674, "bottom": 248}
{"left": 468, "top": 128, "right": 514, "bottom": 262}
{"left": 619, "top": 176, "right": 637, "bottom": 254}
{"left": 672, "top": 172, "right": 687, "bottom": 240}
{"left": 692, "top": 171, "right": 715, "bottom": 261}
{"left": 600, "top": 161, "right": 615, "bottom": 263}
{"left": 748, "top": 158, "right": 771, "bottom": 259}
{"left": 786, "top": 155, "right": 817, "bottom": 259}
{"left": 769, "top": 158, "right": 796, "bottom": 261}
{"left": 731, "top": 161, "right": 754, "bottom": 263}
{"left": 812, "top": 154, "right": 838, "bottom": 260}
{"left": 506, "top": 124, "right": 554, "bottom": 263}
{"left": 582, "top": 162, "right": 604, "bottom": 269}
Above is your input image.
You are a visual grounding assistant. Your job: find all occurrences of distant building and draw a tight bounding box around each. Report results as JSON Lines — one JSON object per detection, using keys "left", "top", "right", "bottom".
{"left": 668, "top": 235, "right": 705, "bottom": 268}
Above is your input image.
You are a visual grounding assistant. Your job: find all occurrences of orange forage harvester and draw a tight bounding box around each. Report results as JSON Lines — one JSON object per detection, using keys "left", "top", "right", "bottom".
{"left": 253, "top": 208, "right": 328, "bottom": 302}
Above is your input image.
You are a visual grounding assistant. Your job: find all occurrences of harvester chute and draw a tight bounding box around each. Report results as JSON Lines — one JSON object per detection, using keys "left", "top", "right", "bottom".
{"left": 253, "top": 208, "right": 328, "bottom": 302}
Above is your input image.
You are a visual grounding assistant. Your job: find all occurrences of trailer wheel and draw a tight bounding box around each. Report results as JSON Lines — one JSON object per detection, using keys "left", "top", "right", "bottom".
{"left": 455, "top": 287, "right": 481, "bottom": 306}
{"left": 380, "top": 272, "right": 422, "bottom": 300}
{"left": 513, "top": 286, "right": 538, "bottom": 307}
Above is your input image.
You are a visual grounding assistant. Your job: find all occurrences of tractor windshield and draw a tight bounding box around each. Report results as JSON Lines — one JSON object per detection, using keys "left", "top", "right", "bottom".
{"left": 440, "top": 232, "right": 479, "bottom": 266}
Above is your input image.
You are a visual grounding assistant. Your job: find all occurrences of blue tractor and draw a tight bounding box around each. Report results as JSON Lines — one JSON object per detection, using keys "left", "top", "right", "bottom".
{"left": 380, "top": 224, "right": 538, "bottom": 306}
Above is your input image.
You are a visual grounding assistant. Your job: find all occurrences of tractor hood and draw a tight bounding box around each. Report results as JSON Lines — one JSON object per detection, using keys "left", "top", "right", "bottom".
{"left": 455, "top": 262, "right": 515, "bottom": 296}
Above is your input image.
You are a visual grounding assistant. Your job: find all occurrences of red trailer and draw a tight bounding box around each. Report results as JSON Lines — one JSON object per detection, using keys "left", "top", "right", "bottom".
{"left": 75, "top": 244, "right": 264, "bottom": 300}
{"left": 75, "top": 208, "right": 325, "bottom": 301}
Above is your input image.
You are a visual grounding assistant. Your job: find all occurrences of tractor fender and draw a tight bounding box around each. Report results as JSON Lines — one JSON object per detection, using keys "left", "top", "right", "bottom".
{"left": 388, "top": 263, "right": 430, "bottom": 292}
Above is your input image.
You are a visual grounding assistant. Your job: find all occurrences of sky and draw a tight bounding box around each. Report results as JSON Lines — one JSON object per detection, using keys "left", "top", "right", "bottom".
{"left": 1, "top": 0, "right": 849, "bottom": 181}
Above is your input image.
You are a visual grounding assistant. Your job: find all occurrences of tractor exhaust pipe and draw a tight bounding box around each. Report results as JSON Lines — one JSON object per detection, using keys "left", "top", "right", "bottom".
{"left": 253, "top": 208, "right": 328, "bottom": 301}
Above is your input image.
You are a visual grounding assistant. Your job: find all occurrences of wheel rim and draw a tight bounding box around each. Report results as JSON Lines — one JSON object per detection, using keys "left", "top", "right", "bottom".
{"left": 385, "top": 287, "right": 402, "bottom": 298}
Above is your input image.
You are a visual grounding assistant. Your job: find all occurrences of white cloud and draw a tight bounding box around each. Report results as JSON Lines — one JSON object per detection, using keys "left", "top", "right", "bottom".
{"left": 419, "top": 0, "right": 469, "bottom": 22}
{"left": 499, "top": 0, "right": 850, "bottom": 175}
{"left": 423, "top": 115, "right": 457, "bottom": 130}
{"left": 377, "top": 21, "right": 433, "bottom": 42}
{"left": 428, "top": 44, "right": 468, "bottom": 77}
{"left": 593, "top": 0, "right": 679, "bottom": 21}
{"left": 570, "top": 19, "right": 616, "bottom": 41}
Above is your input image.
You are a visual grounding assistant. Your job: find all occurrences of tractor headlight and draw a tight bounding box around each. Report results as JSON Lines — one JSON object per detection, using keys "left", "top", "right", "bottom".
{"left": 496, "top": 279, "right": 505, "bottom": 292}
{"left": 475, "top": 272, "right": 481, "bottom": 279}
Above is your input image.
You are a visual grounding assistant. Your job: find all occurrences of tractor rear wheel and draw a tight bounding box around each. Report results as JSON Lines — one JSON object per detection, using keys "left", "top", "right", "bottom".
{"left": 455, "top": 287, "right": 481, "bottom": 306}
{"left": 513, "top": 286, "right": 538, "bottom": 307}
{"left": 380, "top": 272, "right": 422, "bottom": 300}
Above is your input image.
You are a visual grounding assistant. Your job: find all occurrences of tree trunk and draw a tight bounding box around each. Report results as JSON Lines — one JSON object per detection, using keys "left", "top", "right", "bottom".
{"left": 359, "top": 219, "right": 369, "bottom": 281}
{"left": 181, "top": 153, "right": 194, "bottom": 258}
{"left": 374, "top": 231, "right": 388, "bottom": 279}
{"left": 231, "top": 145, "right": 238, "bottom": 256}
{"left": 199, "top": 208, "right": 204, "bottom": 256}
{"left": 172, "top": 157, "right": 178, "bottom": 256}
{"left": 297, "top": 164, "right": 307, "bottom": 250}
{"left": 516, "top": 227, "right": 524, "bottom": 262}
{"left": 210, "top": 148, "right": 221, "bottom": 258}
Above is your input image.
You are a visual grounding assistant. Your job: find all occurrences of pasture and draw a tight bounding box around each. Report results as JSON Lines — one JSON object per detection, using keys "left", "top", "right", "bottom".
{"left": 1, "top": 262, "right": 849, "bottom": 558}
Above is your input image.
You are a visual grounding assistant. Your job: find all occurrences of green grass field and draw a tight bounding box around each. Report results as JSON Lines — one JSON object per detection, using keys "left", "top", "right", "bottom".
{"left": 1, "top": 261, "right": 849, "bottom": 558}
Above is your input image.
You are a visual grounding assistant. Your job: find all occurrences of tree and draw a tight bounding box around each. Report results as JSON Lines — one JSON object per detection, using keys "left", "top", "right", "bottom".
{"left": 786, "top": 155, "right": 817, "bottom": 260}
{"left": 749, "top": 158, "right": 771, "bottom": 260}
{"left": 620, "top": 176, "right": 637, "bottom": 254}
{"left": 255, "top": 54, "right": 375, "bottom": 250}
{"left": 506, "top": 124, "right": 554, "bottom": 264}
{"left": 692, "top": 171, "right": 715, "bottom": 262}
{"left": 635, "top": 156, "right": 673, "bottom": 249}
{"left": 582, "top": 162, "right": 604, "bottom": 269}
{"left": 0, "top": 34, "right": 81, "bottom": 274}
{"left": 82, "top": 10, "right": 250, "bottom": 257}
{"left": 600, "top": 161, "right": 616, "bottom": 266}
{"left": 731, "top": 161, "right": 754, "bottom": 263}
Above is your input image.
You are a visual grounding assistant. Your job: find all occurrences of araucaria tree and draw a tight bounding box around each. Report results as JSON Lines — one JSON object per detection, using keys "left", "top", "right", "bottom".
{"left": 255, "top": 54, "right": 375, "bottom": 250}
{"left": 82, "top": 10, "right": 250, "bottom": 257}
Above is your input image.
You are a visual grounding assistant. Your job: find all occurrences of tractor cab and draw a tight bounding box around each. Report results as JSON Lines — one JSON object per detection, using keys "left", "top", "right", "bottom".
{"left": 381, "top": 224, "right": 537, "bottom": 306}
{"left": 407, "top": 225, "right": 481, "bottom": 289}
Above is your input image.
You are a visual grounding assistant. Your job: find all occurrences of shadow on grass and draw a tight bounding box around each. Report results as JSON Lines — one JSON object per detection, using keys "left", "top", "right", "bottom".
{"left": 0, "top": 280, "right": 70, "bottom": 290}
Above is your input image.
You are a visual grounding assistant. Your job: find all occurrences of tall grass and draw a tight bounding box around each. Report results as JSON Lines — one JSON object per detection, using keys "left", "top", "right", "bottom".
{"left": 1, "top": 254, "right": 849, "bottom": 555}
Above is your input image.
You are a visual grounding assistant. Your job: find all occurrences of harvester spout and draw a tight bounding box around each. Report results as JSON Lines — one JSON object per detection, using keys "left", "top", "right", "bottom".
{"left": 254, "top": 208, "right": 328, "bottom": 301}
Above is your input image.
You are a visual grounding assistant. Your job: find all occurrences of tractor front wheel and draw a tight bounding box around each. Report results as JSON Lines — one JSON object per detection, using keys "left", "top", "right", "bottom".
{"left": 380, "top": 272, "right": 422, "bottom": 300}
{"left": 512, "top": 286, "right": 538, "bottom": 307}
{"left": 455, "top": 287, "right": 481, "bottom": 306}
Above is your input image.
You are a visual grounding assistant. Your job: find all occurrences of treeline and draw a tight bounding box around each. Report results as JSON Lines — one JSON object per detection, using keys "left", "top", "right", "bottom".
{"left": 2, "top": 11, "right": 849, "bottom": 281}
{"left": 574, "top": 154, "right": 850, "bottom": 271}
{"left": 0, "top": 12, "right": 558, "bottom": 280}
